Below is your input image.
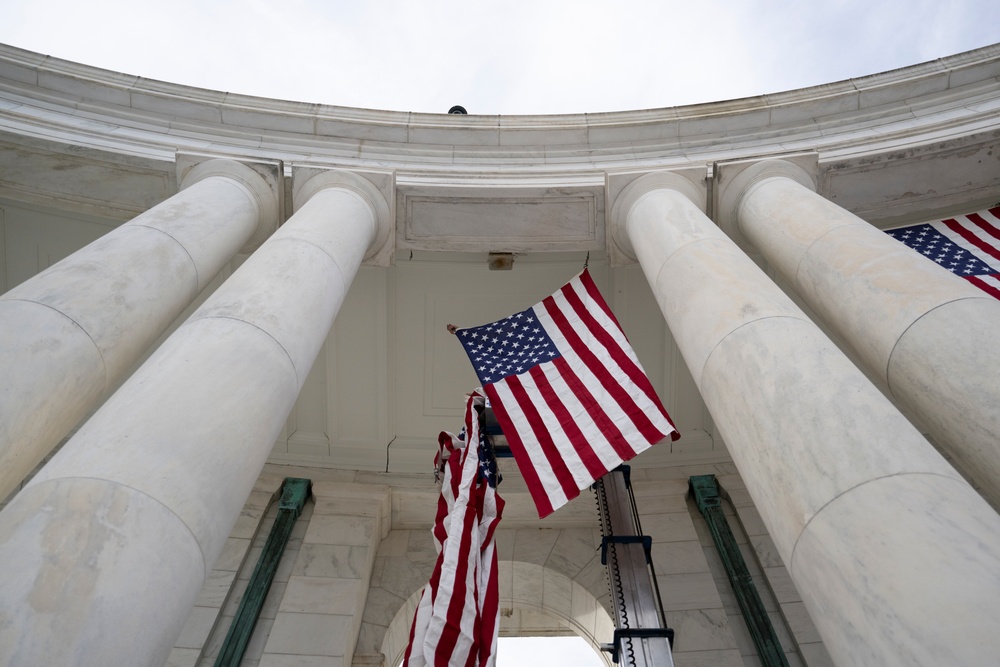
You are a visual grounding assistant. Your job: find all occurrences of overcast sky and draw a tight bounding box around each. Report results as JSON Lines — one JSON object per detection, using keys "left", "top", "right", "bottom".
{"left": 2, "top": 0, "right": 998, "bottom": 116}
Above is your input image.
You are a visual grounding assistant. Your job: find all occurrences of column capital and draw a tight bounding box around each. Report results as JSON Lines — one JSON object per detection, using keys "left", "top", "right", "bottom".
{"left": 713, "top": 153, "right": 818, "bottom": 251}
{"left": 176, "top": 154, "right": 283, "bottom": 253}
{"left": 606, "top": 169, "right": 707, "bottom": 266}
{"left": 292, "top": 167, "right": 395, "bottom": 267}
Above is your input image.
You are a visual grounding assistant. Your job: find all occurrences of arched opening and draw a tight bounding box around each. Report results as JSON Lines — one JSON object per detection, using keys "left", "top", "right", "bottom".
{"left": 380, "top": 561, "right": 613, "bottom": 666}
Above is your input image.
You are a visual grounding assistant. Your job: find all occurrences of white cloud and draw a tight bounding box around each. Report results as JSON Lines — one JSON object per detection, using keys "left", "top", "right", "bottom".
{"left": 1, "top": 0, "right": 997, "bottom": 114}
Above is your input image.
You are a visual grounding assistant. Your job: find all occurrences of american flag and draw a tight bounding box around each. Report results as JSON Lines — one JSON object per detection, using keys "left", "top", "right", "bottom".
{"left": 886, "top": 206, "right": 1000, "bottom": 300}
{"left": 403, "top": 392, "right": 504, "bottom": 667}
{"left": 455, "top": 269, "right": 678, "bottom": 518}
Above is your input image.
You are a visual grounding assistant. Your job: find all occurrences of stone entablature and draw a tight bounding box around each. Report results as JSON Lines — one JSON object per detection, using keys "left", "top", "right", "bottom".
{"left": 0, "top": 42, "right": 997, "bottom": 169}
{"left": 2, "top": 42, "right": 999, "bottom": 235}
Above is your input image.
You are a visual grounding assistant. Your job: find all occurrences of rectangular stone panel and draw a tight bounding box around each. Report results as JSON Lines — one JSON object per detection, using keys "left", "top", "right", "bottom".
{"left": 396, "top": 182, "right": 605, "bottom": 253}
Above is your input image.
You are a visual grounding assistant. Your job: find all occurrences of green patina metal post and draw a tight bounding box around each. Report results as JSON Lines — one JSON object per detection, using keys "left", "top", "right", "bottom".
{"left": 689, "top": 475, "right": 789, "bottom": 667}
{"left": 214, "top": 477, "right": 312, "bottom": 667}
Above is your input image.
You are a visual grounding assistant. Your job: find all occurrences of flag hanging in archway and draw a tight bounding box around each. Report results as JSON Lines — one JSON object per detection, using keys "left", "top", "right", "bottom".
{"left": 403, "top": 392, "right": 504, "bottom": 667}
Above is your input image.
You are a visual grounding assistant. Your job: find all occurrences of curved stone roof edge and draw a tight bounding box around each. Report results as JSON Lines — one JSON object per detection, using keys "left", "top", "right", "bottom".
{"left": 1, "top": 41, "right": 999, "bottom": 169}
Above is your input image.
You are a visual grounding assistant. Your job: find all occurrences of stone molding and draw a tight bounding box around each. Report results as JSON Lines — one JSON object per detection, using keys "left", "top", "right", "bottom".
{"left": 713, "top": 154, "right": 819, "bottom": 251}
{"left": 2, "top": 43, "right": 999, "bottom": 172}
{"left": 2, "top": 42, "right": 999, "bottom": 154}
{"left": 3, "top": 45, "right": 999, "bottom": 230}
{"left": 291, "top": 167, "right": 395, "bottom": 267}
{"left": 176, "top": 154, "right": 283, "bottom": 253}
{"left": 606, "top": 169, "right": 707, "bottom": 266}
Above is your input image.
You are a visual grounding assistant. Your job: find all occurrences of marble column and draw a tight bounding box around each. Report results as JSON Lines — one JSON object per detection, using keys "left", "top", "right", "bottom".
{"left": 0, "top": 158, "right": 279, "bottom": 500}
{"left": 0, "top": 169, "right": 390, "bottom": 667}
{"left": 610, "top": 171, "right": 1000, "bottom": 667}
{"left": 715, "top": 158, "right": 1000, "bottom": 507}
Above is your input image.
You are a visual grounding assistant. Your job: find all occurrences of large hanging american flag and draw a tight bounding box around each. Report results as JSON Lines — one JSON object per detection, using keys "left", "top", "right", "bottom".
{"left": 886, "top": 206, "right": 1000, "bottom": 300}
{"left": 403, "top": 392, "right": 504, "bottom": 667}
{"left": 454, "top": 269, "right": 678, "bottom": 518}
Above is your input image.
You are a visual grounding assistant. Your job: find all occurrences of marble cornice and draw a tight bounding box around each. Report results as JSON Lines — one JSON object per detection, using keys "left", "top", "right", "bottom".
{"left": 0, "top": 42, "right": 999, "bottom": 174}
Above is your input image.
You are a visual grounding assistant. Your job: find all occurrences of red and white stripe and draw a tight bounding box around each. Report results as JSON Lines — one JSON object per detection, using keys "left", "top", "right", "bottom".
{"left": 486, "top": 270, "right": 677, "bottom": 518}
{"left": 403, "top": 392, "right": 504, "bottom": 667}
{"left": 934, "top": 207, "right": 1000, "bottom": 299}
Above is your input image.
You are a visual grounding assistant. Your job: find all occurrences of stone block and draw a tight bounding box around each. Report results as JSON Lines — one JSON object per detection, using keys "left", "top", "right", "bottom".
{"left": 174, "top": 605, "right": 220, "bottom": 650}
{"left": 762, "top": 566, "right": 801, "bottom": 604}
{"left": 665, "top": 608, "right": 738, "bottom": 652}
{"left": 280, "top": 577, "right": 366, "bottom": 616}
{"left": 260, "top": 656, "right": 345, "bottom": 667}
{"left": 195, "top": 569, "right": 237, "bottom": 608}
{"left": 361, "top": 587, "right": 407, "bottom": 628}
{"left": 799, "top": 641, "right": 835, "bottom": 667}
{"left": 643, "top": 512, "right": 700, "bottom": 544}
{"left": 545, "top": 529, "right": 601, "bottom": 579}
{"left": 751, "top": 534, "right": 785, "bottom": 569}
{"left": 733, "top": 504, "right": 769, "bottom": 537}
{"left": 293, "top": 544, "right": 370, "bottom": 579}
{"left": 511, "top": 561, "right": 543, "bottom": 607}
{"left": 657, "top": 572, "right": 725, "bottom": 611}
{"left": 541, "top": 567, "right": 573, "bottom": 616}
{"left": 264, "top": 613, "right": 354, "bottom": 657}
{"left": 305, "top": 515, "right": 376, "bottom": 547}
{"left": 214, "top": 537, "right": 253, "bottom": 572}
{"left": 651, "top": 540, "right": 712, "bottom": 575}
{"left": 377, "top": 557, "right": 432, "bottom": 600}
{"left": 668, "top": 648, "right": 744, "bottom": 667}
{"left": 512, "top": 527, "right": 560, "bottom": 564}
{"left": 780, "top": 601, "right": 823, "bottom": 644}
{"left": 231, "top": 507, "right": 267, "bottom": 540}
{"left": 374, "top": 530, "right": 408, "bottom": 558}
{"left": 164, "top": 647, "right": 200, "bottom": 667}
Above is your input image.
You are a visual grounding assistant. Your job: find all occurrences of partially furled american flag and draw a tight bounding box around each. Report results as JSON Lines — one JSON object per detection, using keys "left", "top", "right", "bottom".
{"left": 403, "top": 392, "right": 504, "bottom": 667}
{"left": 886, "top": 206, "right": 1000, "bottom": 299}
{"left": 454, "top": 269, "right": 678, "bottom": 518}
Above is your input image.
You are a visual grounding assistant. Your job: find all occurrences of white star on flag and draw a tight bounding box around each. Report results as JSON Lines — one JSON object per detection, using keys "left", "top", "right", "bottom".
{"left": 886, "top": 206, "right": 1000, "bottom": 299}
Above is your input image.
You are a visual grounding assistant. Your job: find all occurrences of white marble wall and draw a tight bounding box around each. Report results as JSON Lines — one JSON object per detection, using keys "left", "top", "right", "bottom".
{"left": 258, "top": 481, "right": 389, "bottom": 667}
{"left": 167, "top": 459, "right": 828, "bottom": 667}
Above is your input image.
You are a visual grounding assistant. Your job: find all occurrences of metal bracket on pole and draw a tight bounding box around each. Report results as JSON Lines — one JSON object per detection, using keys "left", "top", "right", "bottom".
{"left": 605, "top": 628, "right": 676, "bottom": 664}
{"left": 600, "top": 535, "right": 653, "bottom": 566}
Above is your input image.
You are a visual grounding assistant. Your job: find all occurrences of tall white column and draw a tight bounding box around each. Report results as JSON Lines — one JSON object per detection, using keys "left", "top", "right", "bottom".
{"left": 0, "top": 170, "right": 390, "bottom": 667}
{"left": 611, "top": 171, "right": 1000, "bottom": 667}
{"left": 0, "top": 158, "right": 279, "bottom": 500}
{"left": 717, "top": 158, "right": 1000, "bottom": 506}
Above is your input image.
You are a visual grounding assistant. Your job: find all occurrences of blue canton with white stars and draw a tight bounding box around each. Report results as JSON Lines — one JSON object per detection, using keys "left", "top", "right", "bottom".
{"left": 478, "top": 435, "right": 502, "bottom": 488}
{"left": 887, "top": 224, "right": 994, "bottom": 276}
{"left": 457, "top": 423, "right": 502, "bottom": 488}
{"left": 457, "top": 307, "right": 562, "bottom": 387}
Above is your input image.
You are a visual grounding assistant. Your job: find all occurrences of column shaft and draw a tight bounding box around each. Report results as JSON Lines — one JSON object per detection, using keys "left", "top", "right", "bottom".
{"left": 0, "top": 179, "right": 378, "bottom": 667}
{"left": 619, "top": 176, "right": 1000, "bottom": 666}
{"left": 735, "top": 172, "right": 1000, "bottom": 504}
{"left": 0, "top": 159, "right": 276, "bottom": 500}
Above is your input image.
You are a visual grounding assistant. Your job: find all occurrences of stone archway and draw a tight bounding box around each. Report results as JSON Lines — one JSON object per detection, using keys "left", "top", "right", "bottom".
{"left": 377, "top": 561, "right": 613, "bottom": 667}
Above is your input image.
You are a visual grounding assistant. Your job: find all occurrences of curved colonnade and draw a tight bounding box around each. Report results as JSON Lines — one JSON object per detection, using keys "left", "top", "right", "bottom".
{"left": 0, "top": 43, "right": 999, "bottom": 666}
